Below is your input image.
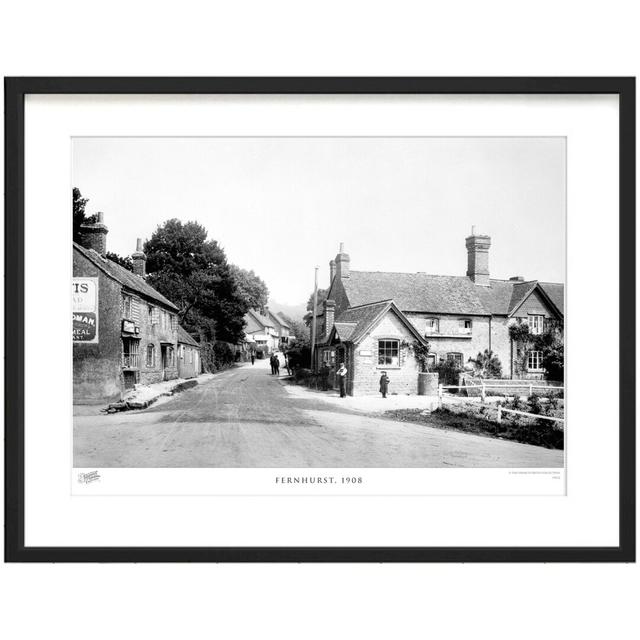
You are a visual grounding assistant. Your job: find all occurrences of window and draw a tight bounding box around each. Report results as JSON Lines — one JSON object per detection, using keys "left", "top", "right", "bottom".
{"left": 458, "top": 319, "right": 472, "bottom": 334}
{"left": 425, "top": 353, "right": 437, "bottom": 370}
{"left": 446, "top": 352, "right": 463, "bottom": 366}
{"left": 378, "top": 340, "right": 399, "bottom": 367}
{"left": 122, "top": 338, "right": 139, "bottom": 368}
{"left": 188, "top": 348, "right": 193, "bottom": 364}
{"left": 170, "top": 314, "right": 177, "bottom": 331}
{"left": 322, "top": 350, "right": 335, "bottom": 365}
{"left": 527, "top": 350, "right": 544, "bottom": 371}
{"left": 122, "top": 294, "right": 132, "bottom": 319}
{"left": 528, "top": 315, "right": 545, "bottom": 335}
{"left": 148, "top": 305, "right": 156, "bottom": 325}
{"left": 167, "top": 347, "right": 175, "bottom": 367}
{"left": 146, "top": 344, "right": 155, "bottom": 367}
{"left": 425, "top": 318, "right": 439, "bottom": 334}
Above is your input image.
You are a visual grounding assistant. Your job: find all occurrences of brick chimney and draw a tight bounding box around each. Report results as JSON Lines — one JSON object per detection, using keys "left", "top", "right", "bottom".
{"left": 324, "top": 299, "right": 336, "bottom": 338}
{"left": 335, "top": 243, "right": 350, "bottom": 279}
{"left": 78, "top": 212, "right": 108, "bottom": 256}
{"left": 465, "top": 228, "right": 491, "bottom": 286}
{"left": 329, "top": 259, "right": 336, "bottom": 285}
{"left": 132, "top": 238, "right": 146, "bottom": 277}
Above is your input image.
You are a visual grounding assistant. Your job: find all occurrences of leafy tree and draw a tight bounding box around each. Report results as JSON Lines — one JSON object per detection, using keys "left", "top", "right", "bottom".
{"left": 229, "top": 265, "right": 269, "bottom": 312}
{"left": 285, "top": 318, "right": 310, "bottom": 349}
{"left": 281, "top": 315, "right": 311, "bottom": 370}
{"left": 106, "top": 251, "right": 133, "bottom": 272}
{"left": 303, "top": 288, "right": 328, "bottom": 327}
{"left": 144, "top": 219, "right": 249, "bottom": 346}
{"left": 72, "top": 187, "right": 96, "bottom": 242}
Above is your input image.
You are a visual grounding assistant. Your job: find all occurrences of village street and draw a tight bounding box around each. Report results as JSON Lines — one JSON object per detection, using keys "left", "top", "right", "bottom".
{"left": 74, "top": 358, "right": 563, "bottom": 468}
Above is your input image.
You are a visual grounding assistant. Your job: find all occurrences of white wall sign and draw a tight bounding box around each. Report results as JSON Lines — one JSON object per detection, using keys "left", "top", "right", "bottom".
{"left": 72, "top": 277, "right": 98, "bottom": 343}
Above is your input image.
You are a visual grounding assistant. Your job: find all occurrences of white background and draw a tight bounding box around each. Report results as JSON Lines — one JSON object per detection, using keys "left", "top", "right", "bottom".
{"left": 28, "top": 95, "right": 609, "bottom": 547}
{"left": 1, "top": 2, "right": 638, "bottom": 639}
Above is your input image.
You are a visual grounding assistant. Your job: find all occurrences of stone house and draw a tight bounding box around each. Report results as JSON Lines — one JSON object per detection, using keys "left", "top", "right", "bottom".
{"left": 73, "top": 216, "right": 180, "bottom": 404}
{"left": 243, "top": 309, "right": 280, "bottom": 354}
{"left": 314, "top": 234, "right": 564, "bottom": 396}
{"left": 267, "top": 310, "right": 292, "bottom": 348}
{"left": 177, "top": 326, "right": 201, "bottom": 379}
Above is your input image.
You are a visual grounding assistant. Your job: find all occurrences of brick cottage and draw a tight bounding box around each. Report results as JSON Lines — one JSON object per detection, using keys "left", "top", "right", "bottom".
{"left": 313, "top": 233, "right": 564, "bottom": 396}
{"left": 73, "top": 215, "right": 196, "bottom": 404}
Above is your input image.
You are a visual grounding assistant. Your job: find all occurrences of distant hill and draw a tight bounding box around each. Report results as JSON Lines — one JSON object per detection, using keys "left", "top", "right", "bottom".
{"left": 268, "top": 300, "right": 307, "bottom": 324}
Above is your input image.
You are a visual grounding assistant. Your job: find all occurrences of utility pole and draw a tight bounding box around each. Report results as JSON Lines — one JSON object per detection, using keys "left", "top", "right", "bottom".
{"left": 310, "top": 266, "right": 319, "bottom": 371}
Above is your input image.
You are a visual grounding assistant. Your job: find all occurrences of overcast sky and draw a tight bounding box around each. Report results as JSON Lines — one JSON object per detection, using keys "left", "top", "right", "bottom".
{"left": 72, "top": 137, "right": 565, "bottom": 306}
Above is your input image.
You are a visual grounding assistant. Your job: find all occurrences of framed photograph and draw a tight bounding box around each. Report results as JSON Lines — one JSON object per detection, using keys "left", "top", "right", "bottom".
{"left": 5, "top": 77, "right": 635, "bottom": 562}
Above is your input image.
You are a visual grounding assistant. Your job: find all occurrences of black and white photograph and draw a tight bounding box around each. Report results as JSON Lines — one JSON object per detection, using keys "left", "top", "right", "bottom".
{"left": 72, "top": 136, "right": 566, "bottom": 471}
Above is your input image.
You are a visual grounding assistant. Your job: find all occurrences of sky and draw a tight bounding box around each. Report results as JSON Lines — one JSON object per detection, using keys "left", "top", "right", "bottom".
{"left": 72, "top": 137, "right": 565, "bottom": 306}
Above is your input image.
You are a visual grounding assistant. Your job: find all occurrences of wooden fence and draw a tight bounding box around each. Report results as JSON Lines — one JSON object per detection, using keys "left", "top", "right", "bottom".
{"left": 436, "top": 383, "right": 565, "bottom": 428}
{"left": 438, "top": 381, "right": 564, "bottom": 404}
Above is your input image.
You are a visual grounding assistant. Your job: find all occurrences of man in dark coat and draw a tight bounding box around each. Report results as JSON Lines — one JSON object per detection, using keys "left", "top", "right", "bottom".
{"left": 379, "top": 371, "right": 390, "bottom": 398}
{"left": 273, "top": 353, "right": 280, "bottom": 375}
{"left": 269, "top": 354, "right": 276, "bottom": 375}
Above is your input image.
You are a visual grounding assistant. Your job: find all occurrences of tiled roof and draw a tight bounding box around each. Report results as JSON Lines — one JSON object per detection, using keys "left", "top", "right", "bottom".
{"left": 539, "top": 282, "right": 564, "bottom": 316}
{"left": 276, "top": 312, "right": 291, "bottom": 328}
{"left": 334, "top": 300, "right": 425, "bottom": 345}
{"left": 177, "top": 325, "right": 200, "bottom": 347}
{"left": 343, "top": 272, "right": 487, "bottom": 315}
{"left": 341, "top": 271, "right": 564, "bottom": 317}
{"left": 268, "top": 310, "right": 290, "bottom": 329}
{"left": 246, "top": 309, "right": 274, "bottom": 328}
{"left": 74, "top": 242, "right": 179, "bottom": 311}
{"left": 334, "top": 322, "right": 357, "bottom": 341}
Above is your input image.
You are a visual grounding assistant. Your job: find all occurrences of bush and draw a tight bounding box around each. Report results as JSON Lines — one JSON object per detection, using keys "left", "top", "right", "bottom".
{"left": 212, "top": 341, "right": 235, "bottom": 370}
{"left": 527, "top": 393, "right": 543, "bottom": 415}
{"left": 468, "top": 349, "right": 503, "bottom": 378}
{"left": 286, "top": 345, "right": 311, "bottom": 371}
{"left": 434, "top": 359, "right": 462, "bottom": 386}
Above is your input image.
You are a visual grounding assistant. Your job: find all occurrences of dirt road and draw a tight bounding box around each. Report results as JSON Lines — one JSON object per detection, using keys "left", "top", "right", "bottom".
{"left": 74, "top": 361, "right": 564, "bottom": 468}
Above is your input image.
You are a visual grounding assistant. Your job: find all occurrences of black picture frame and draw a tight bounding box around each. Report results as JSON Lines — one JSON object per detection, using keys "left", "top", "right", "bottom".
{"left": 4, "top": 77, "right": 635, "bottom": 563}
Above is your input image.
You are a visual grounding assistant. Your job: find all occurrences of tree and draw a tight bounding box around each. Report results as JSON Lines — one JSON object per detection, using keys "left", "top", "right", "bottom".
{"left": 144, "top": 219, "right": 249, "bottom": 346}
{"left": 229, "top": 265, "right": 269, "bottom": 312}
{"left": 303, "top": 288, "right": 328, "bottom": 327}
{"left": 106, "top": 251, "right": 133, "bottom": 272}
{"left": 287, "top": 318, "right": 310, "bottom": 349}
{"left": 72, "top": 187, "right": 96, "bottom": 242}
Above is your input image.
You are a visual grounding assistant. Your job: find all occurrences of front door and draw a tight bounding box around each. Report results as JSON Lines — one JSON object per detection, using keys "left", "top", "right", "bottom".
{"left": 161, "top": 345, "right": 168, "bottom": 381}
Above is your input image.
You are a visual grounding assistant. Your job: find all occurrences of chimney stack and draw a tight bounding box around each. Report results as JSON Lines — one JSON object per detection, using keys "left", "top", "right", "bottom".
{"left": 335, "top": 243, "right": 350, "bottom": 280}
{"left": 78, "top": 211, "right": 108, "bottom": 256}
{"left": 329, "top": 259, "right": 336, "bottom": 285}
{"left": 132, "top": 237, "right": 147, "bottom": 277}
{"left": 324, "top": 299, "right": 336, "bottom": 338}
{"left": 465, "top": 229, "right": 491, "bottom": 286}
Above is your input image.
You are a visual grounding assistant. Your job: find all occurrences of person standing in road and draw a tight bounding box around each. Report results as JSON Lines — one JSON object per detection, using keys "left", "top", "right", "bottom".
{"left": 337, "top": 362, "right": 347, "bottom": 398}
{"left": 250, "top": 353, "right": 255, "bottom": 365}
{"left": 379, "top": 371, "right": 390, "bottom": 399}
{"left": 274, "top": 353, "right": 280, "bottom": 376}
{"left": 269, "top": 354, "right": 276, "bottom": 375}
